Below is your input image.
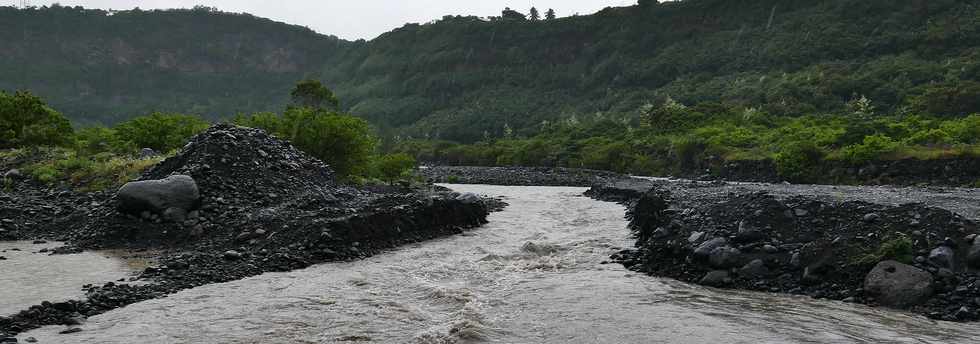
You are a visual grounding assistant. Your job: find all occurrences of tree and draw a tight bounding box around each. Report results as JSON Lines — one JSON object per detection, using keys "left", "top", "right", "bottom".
{"left": 373, "top": 153, "right": 416, "bottom": 184}
{"left": 281, "top": 107, "right": 377, "bottom": 178}
{"left": 529, "top": 7, "right": 540, "bottom": 21}
{"left": 501, "top": 7, "right": 526, "bottom": 21}
{"left": 0, "top": 91, "right": 73, "bottom": 148}
{"left": 113, "top": 113, "right": 210, "bottom": 152}
{"left": 545, "top": 8, "right": 556, "bottom": 20}
{"left": 290, "top": 79, "right": 339, "bottom": 111}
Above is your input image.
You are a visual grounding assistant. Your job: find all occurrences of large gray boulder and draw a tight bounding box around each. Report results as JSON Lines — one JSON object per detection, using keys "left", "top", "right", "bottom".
{"left": 864, "top": 260, "right": 934, "bottom": 309}
{"left": 117, "top": 175, "right": 200, "bottom": 216}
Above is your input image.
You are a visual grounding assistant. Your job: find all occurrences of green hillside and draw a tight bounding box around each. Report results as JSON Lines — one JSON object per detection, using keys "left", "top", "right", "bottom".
{"left": 2, "top": 0, "right": 979, "bottom": 142}
{"left": 0, "top": 5, "right": 346, "bottom": 125}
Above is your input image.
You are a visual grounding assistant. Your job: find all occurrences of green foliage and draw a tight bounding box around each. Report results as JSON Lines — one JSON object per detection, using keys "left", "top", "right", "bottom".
{"left": 839, "top": 134, "right": 902, "bottom": 163}
{"left": 0, "top": 91, "right": 73, "bottom": 148}
{"left": 234, "top": 106, "right": 378, "bottom": 179}
{"left": 291, "top": 80, "right": 339, "bottom": 111}
{"left": 5, "top": 1, "right": 980, "bottom": 142}
{"left": 372, "top": 153, "right": 416, "bottom": 184}
{"left": 853, "top": 235, "right": 914, "bottom": 266}
{"left": 113, "top": 113, "right": 210, "bottom": 152}
{"left": 21, "top": 147, "right": 165, "bottom": 191}
{"left": 774, "top": 141, "right": 826, "bottom": 182}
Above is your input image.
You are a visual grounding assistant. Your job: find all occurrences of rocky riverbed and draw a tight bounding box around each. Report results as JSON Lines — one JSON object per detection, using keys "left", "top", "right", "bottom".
{"left": 588, "top": 178, "right": 980, "bottom": 322}
{"left": 0, "top": 125, "right": 490, "bottom": 339}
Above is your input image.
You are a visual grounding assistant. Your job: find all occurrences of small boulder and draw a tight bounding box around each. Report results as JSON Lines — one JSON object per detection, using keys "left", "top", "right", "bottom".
{"left": 139, "top": 148, "right": 159, "bottom": 159}
{"left": 708, "top": 246, "right": 742, "bottom": 268}
{"left": 223, "top": 250, "right": 243, "bottom": 260}
{"left": 864, "top": 260, "right": 934, "bottom": 309}
{"left": 455, "top": 193, "right": 482, "bottom": 205}
{"left": 928, "top": 246, "right": 955, "bottom": 269}
{"left": 736, "top": 219, "right": 766, "bottom": 243}
{"left": 3, "top": 169, "right": 22, "bottom": 180}
{"left": 117, "top": 175, "right": 200, "bottom": 215}
{"left": 738, "top": 259, "right": 770, "bottom": 279}
{"left": 693, "top": 237, "right": 727, "bottom": 258}
{"left": 700, "top": 270, "right": 731, "bottom": 286}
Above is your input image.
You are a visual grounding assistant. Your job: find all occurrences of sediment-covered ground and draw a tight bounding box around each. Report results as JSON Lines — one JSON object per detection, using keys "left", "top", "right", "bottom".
{"left": 0, "top": 125, "right": 490, "bottom": 338}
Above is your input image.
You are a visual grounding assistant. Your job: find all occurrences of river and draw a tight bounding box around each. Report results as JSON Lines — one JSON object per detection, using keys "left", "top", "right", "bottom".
{"left": 15, "top": 185, "right": 980, "bottom": 343}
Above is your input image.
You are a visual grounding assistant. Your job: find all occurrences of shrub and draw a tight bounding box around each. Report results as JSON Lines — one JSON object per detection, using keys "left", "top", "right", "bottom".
{"left": 774, "top": 141, "right": 826, "bottom": 182}
{"left": 839, "top": 134, "right": 901, "bottom": 163}
{"left": 853, "top": 235, "right": 914, "bottom": 266}
{"left": 373, "top": 153, "right": 416, "bottom": 184}
{"left": 0, "top": 91, "right": 73, "bottom": 148}
{"left": 113, "top": 113, "right": 210, "bottom": 152}
{"left": 281, "top": 108, "right": 378, "bottom": 178}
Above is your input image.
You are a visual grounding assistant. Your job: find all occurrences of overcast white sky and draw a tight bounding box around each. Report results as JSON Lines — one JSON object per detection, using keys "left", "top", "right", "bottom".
{"left": 2, "top": 0, "right": 638, "bottom": 40}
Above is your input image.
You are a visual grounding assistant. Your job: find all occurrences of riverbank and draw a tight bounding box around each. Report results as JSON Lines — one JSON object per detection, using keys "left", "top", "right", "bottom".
{"left": 587, "top": 179, "right": 980, "bottom": 322}
{"left": 419, "top": 165, "right": 629, "bottom": 187}
{"left": 0, "top": 125, "right": 491, "bottom": 339}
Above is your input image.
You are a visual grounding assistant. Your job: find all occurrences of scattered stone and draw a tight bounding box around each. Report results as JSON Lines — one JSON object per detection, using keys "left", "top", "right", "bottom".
{"left": 693, "top": 238, "right": 727, "bottom": 258}
{"left": 739, "top": 259, "right": 770, "bottom": 278}
{"left": 863, "top": 213, "right": 880, "bottom": 222}
{"left": 454, "top": 192, "right": 482, "bottom": 205}
{"left": 58, "top": 328, "right": 82, "bottom": 334}
{"left": 708, "top": 246, "right": 742, "bottom": 268}
{"left": 3, "top": 169, "right": 22, "bottom": 180}
{"left": 223, "top": 250, "right": 242, "bottom": 260}
{"left": 736, "top": 219, "right": 765, "bottom": 243}
{"left": 139, "top": 148, "right": 159, "bottom": 159}
{"left": 928, "top": 246, "right": 955, "bottom": 269}
{"left": 700, "top": 270, "right": 732, "bottom": 286}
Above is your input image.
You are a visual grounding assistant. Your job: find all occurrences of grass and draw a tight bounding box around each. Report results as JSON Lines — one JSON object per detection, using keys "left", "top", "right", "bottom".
{"left": 22, "top": 148, "right": 167, "bottom": 192}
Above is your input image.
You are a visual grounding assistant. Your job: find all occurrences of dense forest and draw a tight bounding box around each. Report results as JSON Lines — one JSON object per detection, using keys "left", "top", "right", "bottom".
{"left": 2, "top": 0, "right": 980, "bottom": 182}
{"left": 0, "top": 5, "right": 345, "bottom": 125}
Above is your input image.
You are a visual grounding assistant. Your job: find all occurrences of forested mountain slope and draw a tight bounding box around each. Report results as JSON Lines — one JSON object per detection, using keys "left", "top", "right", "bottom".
{"left": 330, "top": 0, "right": 979, "bottom": 141}
{"left": 2, "top": 0, "right": 979, "bottom": 141}
{"left": 0, "top": 5, "right": 347, "bottom": 125}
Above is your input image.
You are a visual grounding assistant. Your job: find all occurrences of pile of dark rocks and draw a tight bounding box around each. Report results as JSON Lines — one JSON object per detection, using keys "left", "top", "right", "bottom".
{"left": 420, "top": 165, "right": 630, "bottom": 187}
{"left": 1, "top": 124, "right": 490, "bottom": 338}
{"left": 593, "top": 184, "right": 980, "bottom": 322}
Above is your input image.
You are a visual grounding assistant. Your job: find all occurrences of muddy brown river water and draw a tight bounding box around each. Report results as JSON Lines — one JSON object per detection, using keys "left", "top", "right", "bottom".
{"left": 9, "top": 185, "right": 980, "bottom": 343}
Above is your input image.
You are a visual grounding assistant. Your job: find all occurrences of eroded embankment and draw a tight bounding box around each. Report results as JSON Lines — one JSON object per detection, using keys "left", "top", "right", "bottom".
{"left": 0, "top": 125, "right": 490, "bottom": 338}
{"left": 588, "top": 181, "right": 980, "bottom": 322}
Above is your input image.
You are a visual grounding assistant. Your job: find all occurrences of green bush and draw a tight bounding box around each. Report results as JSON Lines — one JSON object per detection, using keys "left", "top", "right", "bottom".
{"left": 0, "top": 91, "right": 73, "bottom": 148}
{"left": 774, "top": 141, "right": 826, "bottom": 182}
{"left": 280, "top": 108, "right": 378, "bottom": 178}
{"left": 853, "top": 235, "right": 914, "bottom": 266}
{"left": 113, "top": 113, "right": 210, "bottom": 152}
{"left": 839, "top": 134, "right": 901, "bottom": 164}
{"left": 372, "top": 153, "right": 416, "bottom": 184}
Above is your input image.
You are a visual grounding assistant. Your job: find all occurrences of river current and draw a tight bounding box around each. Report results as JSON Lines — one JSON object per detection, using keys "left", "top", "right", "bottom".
{"left": 16, "top": 185, "right": 980, "bottom": 343}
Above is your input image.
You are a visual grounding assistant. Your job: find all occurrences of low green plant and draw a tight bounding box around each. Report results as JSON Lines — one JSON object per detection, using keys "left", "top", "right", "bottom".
{"left": 853, "top": 235, "right": 914, "bottom": 266}
{"left": 774, "top": 141, "right": 826, "bottom": 182}
{"left": 838, "top": 134, "right": 901, "bottom": 164}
